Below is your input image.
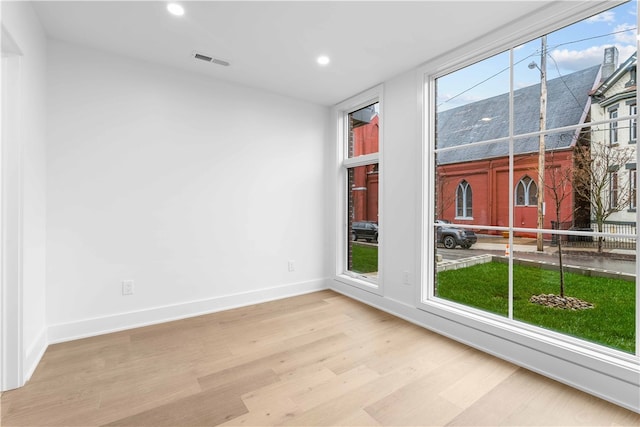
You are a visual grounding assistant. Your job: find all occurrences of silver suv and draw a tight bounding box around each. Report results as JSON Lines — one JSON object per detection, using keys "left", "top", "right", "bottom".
{"left": 436, "top": 219, "right": 477, "bottom": 249}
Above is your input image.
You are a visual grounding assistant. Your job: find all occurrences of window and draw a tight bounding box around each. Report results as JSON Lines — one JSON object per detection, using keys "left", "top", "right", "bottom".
{"left": 515, "top": 176, "right": 538, "bottom": 206}
{"left": 427, "top": 0, "right": 637, "bottom": 363}
{"left": 630, "top": 168, "right": 637, "bottom": 211}
{"left": 336, "top": 89, "right": 382, "bottom": 291}
{"left": 610, "top": 108, "right": 619, "bottom": 145}
{"left": 631, "top": 104, "right": 637, "bottom": 142}
{"left": 610, "top": 171, "right": 619, "bottom": 209}
{"left": 455, "top": 180, "right": 472, "bottom": 218}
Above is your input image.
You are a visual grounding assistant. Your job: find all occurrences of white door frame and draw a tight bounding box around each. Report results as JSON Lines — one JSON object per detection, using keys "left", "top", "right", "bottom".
{"left": 1, "top": 25, "right": 24, "bottom": 392}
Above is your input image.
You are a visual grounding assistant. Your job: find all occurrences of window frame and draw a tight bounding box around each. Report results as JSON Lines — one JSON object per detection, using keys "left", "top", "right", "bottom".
{"left": 630, "top": 167, "right": 637, "bottom": 211}
{"left": 631, "top": 103, "right": 637, "bottom": 143}
{"left": 417, "top": 0, "right": 639, "bottom": 409}
{"left": 610, "top": 170, "right": 619, "bottom": 209}
{"left": 334, "top": 85, "right": 384, "bottom": 294}
{"left": 610, "top": 107, "right": 619, "bottom": 145}
{"left": 515, "top": 175, "right": 538, "bottom": 206}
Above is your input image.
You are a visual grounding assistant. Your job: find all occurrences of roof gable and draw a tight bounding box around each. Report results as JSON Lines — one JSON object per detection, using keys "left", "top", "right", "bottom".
{"left": 592, "top": 51, "right": 637, "bottom": 101}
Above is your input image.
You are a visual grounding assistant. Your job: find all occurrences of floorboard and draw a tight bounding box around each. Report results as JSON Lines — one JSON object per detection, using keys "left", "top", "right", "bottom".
{"left": 2, "top": 290, "right": 638, "bottom": 426}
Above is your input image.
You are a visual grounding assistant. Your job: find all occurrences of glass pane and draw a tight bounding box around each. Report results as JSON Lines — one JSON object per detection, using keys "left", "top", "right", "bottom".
{"left": 586, "top": 121, "right": 636, "bottom": 215}
{"left": 436, "top": 50, "right": 510, "bottom": 148}
{"left": 435, "top": 230, "right": 508, "bottom": 318}
{"left": 435, "top": 140, "right": 510, "bottom": 228}
{"left": 512, "top": 232, "right": 636, "bottom": 354}
{"left": 347, "top": 164, "right": 379, "bottom": 278}
{"left": 513, "top": 1, "right": 637, "bottom": 138}
{"left": 348, "top": 102, "right": 379, "bottom": 158}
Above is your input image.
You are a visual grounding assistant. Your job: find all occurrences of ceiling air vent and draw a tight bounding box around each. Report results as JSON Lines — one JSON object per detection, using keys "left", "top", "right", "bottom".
{"left": 192, "top": 51, "right": 230, "bottom": 67}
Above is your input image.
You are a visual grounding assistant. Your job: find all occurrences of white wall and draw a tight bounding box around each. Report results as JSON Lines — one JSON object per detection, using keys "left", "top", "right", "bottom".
{"left": 1, "top": 1, "right": 48, "bottom": 386}
{"left": 46, "top": 41, "right": 329, "bottom": 341}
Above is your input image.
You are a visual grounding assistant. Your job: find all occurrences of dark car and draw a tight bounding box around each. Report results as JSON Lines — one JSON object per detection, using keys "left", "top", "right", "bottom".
{"left": 436, "top": 219, "right": 477, "bottom": 249}
{"left": 352, "top": 221, "right": 378, "bottom": 242}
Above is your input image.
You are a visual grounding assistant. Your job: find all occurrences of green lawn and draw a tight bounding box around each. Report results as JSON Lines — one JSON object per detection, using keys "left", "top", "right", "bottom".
{"left": 351, "top": 243, "right": 378, "bottom": 273}
{"left": 437, "top": 262, "right": 636, "bottom": 353}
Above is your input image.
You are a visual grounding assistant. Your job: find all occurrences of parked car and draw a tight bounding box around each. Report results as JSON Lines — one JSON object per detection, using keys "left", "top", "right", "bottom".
{"left": 352, "top": 221, "right": 378, "bottom": 242}
{"left": 436, "top": 219, "right": 477, "bottom": 249}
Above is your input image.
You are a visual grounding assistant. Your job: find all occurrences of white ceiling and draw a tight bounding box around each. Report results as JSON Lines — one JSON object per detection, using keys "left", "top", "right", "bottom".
{"left": 33, "top": 1, "right": 566, "bottom": 106}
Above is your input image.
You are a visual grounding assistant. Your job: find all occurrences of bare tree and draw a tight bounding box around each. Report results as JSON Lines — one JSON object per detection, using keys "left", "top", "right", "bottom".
{"left": 436, "top": 173, "right": 457, "bottom": 220}
{"left": 573, "top": 139, "right": 635, "bottom": 252}
{"left": 545, "top": 152, "right": 574, "bottom": 297}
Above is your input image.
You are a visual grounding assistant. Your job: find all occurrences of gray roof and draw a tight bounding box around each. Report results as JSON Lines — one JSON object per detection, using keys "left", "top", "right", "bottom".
{"left": 436, "top": 65, "right": 600, "bottom": 165}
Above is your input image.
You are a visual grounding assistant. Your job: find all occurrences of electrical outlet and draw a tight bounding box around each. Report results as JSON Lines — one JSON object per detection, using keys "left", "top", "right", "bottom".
{"left": 288, "top": 260, "right": 295, "bottom": 272}
{"left": 122, "top": 279, "right": 134, "bottom": 296}
{"left": 402, "top": 271, "right": 410, "bottom": 285}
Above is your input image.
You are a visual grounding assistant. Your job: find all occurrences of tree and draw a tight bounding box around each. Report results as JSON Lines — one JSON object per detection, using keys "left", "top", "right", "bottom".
{"left": 573, "top": 139, "right": 636, "bottom": 252}
{"left": 545, "top": 152, "right": 574, "bottom": 297}
{"left": 530, "top": 150, "right": 594, "bottom": 308}
{"left": 435, "top": 173, "right": 457, "bottom": 220}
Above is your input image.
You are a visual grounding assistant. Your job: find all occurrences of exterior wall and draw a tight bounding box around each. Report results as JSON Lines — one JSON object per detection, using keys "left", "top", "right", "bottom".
{"left": 591, "top": 66, "right": 637, "bottom": 224}
{"left": 437, "top": 150, "right": 575, "bottom": 236}
{"left": 351, "top": 115, "right": 379, "bottom": 223}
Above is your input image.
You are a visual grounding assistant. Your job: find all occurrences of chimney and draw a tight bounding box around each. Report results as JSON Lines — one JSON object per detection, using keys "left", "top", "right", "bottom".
{"left": 601, "top": 46, "right": 619, "bottom": 81}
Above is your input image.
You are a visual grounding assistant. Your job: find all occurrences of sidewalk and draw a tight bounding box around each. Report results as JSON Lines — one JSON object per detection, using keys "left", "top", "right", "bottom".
{"left": 475, "top": 235, "right": 543, "bottom": 254}
{"left": 474, "top": 234, "right": 635, "bottom": 259}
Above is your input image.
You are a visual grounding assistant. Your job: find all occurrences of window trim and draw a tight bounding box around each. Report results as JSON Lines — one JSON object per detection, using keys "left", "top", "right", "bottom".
{"left": 415, "top": 0, "right": 639, "bottom": 413}
{"left": 334, "top": 85, "right": 384, "bottom": 295}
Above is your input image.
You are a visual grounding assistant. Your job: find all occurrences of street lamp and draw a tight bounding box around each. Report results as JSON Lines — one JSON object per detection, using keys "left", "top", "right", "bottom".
{"left": 530, "top": 36, "right": 547, "bottom": 252}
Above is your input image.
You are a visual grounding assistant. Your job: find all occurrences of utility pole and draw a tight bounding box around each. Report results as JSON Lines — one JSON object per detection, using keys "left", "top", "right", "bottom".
{"left": 536, "top": 36, "right": 547, "bottom": 252}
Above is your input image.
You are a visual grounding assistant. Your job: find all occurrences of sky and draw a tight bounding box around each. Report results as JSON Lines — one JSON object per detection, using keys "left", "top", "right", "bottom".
{"left": 436, "top": 0, "right": 638, "bottom": 111}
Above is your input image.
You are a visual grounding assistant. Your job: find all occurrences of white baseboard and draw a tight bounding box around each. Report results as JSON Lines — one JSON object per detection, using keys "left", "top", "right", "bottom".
{"left": 48, "top": 278, "right": 330, "bottom": 344}
{"left": 24, "top": 327, "right": 48, "bottom": 382}
{"left": 330, "top": 280, "right": 640, "bottom": 414}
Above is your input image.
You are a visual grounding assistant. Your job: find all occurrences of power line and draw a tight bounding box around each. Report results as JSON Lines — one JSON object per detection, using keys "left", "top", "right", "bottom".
{"left": 438, "top": 25, "right": 637, "bottom": 109}
{"left": 547, "top": 53, "right": 585, "bottom": 111}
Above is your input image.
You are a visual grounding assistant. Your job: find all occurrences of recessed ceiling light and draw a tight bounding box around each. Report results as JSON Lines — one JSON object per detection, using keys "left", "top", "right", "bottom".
{"left": 167, "top": 3, "right": 185, "bottom": 16}
{"left": 317, "top": 56, "right": 330, "bottom": 66}
{"left": 481, "top": 117, "right": 492, "bottom": 122}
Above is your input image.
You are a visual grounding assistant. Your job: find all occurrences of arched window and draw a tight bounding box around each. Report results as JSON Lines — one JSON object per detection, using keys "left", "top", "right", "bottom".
{"left": 515, "top": 176, "right": 538, "bottom": 206}
{"left": 456, "top": 180, "right": 472, "bottom": 217}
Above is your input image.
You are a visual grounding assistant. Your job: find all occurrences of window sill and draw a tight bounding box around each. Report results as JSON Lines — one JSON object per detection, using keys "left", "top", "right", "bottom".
{"left": 422, "top": 297, "right": 638, "bottom": 367}
{"left": 335, "top": 273, "right": 381, "bottom": 295}
{"left": 454, "top": 217, "right": 474, "bottom": 221}
{"left": 415, "top": 297, "right": 640, "bottom": 412}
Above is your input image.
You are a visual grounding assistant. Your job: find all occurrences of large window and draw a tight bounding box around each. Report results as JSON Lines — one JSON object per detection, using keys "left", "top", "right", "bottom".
{"left": 429, "top": 0, "right": 637, "bottom": 359}
{"left": 336, "top": 90, "right": 381, "bottom": 290}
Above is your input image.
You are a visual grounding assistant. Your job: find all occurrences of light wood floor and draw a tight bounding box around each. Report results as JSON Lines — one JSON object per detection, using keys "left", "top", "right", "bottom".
{"left": 2, "top": 290, "right": 639, "bottom": 426}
